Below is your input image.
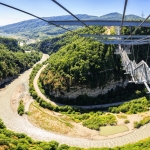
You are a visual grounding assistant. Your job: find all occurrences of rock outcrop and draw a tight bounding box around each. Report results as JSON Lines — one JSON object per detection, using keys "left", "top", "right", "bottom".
{"left": 49, "top": 79, "right": 128, "bottom": 99}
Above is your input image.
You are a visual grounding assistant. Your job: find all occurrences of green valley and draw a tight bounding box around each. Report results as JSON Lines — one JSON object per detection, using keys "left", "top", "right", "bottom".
{"left": 0, "top": 0, "right": 150, "bottom": 148}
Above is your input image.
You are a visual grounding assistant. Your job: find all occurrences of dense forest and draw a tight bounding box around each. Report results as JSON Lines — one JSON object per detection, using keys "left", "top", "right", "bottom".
{"left": 0, "top": 37, "right": 24, "bottom": 52}
{"left": 36, "top": 26, "right": 150, "bottom": 105}
{"left": 39, "top": 26, "right": 121, "bottom": 91}
{"left": 0, "top": 36, "right": 41, "bottom": 83}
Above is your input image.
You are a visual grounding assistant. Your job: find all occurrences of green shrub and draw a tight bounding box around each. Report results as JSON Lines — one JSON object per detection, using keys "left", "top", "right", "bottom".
{"left": 15, "top": 133, "right": 26, "bottom": 139}
{"left": 49, "top": 141, "right": 59, "bottom": 150}
{"left": 134, "top": 117, "right": 150, "bottom": 128}
{"left": 16, "top": 143, "right": 28, "bottom": 150}
{"left": 124, "top": 120, "right": 130, "bottom": 124}
{"left": 39, "top": 141, "right": 59, "bottom": 150}
{"left": 2, "top": 129, "right": 14, "bottom": 138}
{"left": 108, "top": 97, "right": 149, "bottom": 114}
{"left": 0, "top": 119, "right": 6, "bottom": 129}
{"left": 134, "top": 121, "right": 142, "bottom": 128}
{"left": 0, "top": 139, "right": 9, "bottom": 146}
{"left": 58, "top": 144, "right": 70, "bottom": 150}
{"left": 83, "top": 114, "right": 117, "bottom": 130}
{"left": 17, "top": 100, "right": 25, "bottom": 116}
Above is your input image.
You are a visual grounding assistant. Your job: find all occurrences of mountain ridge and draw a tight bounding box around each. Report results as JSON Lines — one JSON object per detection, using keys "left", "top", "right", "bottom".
{"left": 0, "top": 13, "right": 143, "bottom": 40}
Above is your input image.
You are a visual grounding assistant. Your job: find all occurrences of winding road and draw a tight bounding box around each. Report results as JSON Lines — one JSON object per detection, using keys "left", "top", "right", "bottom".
{"left": 34, "top": 64, "right": 130, "bottom": 109}
{"left": 0, "top": 54, "right": 150, "bottom": 148}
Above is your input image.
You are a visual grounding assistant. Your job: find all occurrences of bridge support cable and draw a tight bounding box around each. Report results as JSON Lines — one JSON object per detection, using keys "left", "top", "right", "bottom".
{"left": 116, "top": 25, "right": 150, "bottom": 93}
{"left": 49, "top": 20, "right": 150, "bottom": 27}
{"left": 136, "top": 45, "right": 139, "bottom": 63}
{"left": 120, "top": 0, "right": 128, "bottom": 29}
{"left": 51, "top": 0, "right": 100, "bottom": 36}
{"left": 146, "top": 43, "right": 150, "bottom": 63}
{"left": 123, "top": 14, "right": 150, "bottom": 43}
{"left": 117, "top": 44, "right": 150, "bottom": 93}
{"left": 120, "top": 50, "right": 150, "bottom": 93}
{"left": 0, "top": 2, "right": 76, "bottom": 34}
{"left": 144, "top": 81, "right": 150, "bottom": 93}
{"left": 132, "top": 45, "right": 135, "bottom": 61}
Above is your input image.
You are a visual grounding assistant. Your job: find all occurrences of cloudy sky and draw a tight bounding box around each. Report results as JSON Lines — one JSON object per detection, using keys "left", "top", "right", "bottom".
{"left": 0, "top": 0, "right": 149, "bottom": 26}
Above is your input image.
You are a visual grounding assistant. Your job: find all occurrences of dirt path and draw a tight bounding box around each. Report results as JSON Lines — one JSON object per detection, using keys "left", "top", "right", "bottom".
{"left": 33, "top": 64, "right": 59, "bottom": 106}
{"left": 0, "top": 54, "right": 150, "bottom": 148}
{"left": 33, "top": 64, "right": 130, "bottom": 109}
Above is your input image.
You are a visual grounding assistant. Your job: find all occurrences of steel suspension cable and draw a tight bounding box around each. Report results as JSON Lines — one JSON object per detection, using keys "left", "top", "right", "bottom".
{"left": 146, "top": 43, "right": 150, "bottom": 63}
{"left": 120, "top": 0, "right": 128, "bottom": 29}
{"left": 130, "top": 27, "right": 134, "bottom": 61}
{"left": 0, "top": 2, "right": 75, "bottom": 34}
{"left": 122, "top": 14, "right": 150, "bottom": 44}
{"left": 136, "top": 45, "right": 139, "bottom": 63}
{"left": 132, "top": 44, "right": 135, "bottom": 61}
{"left": 51, "top": 0, "right": 101, "bottom": 36}
{"left": 132, "top": 35, "right": 136, "bottom": 61}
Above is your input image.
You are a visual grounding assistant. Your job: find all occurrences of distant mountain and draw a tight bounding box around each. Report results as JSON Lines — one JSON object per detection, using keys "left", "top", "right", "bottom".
{"left": 125, "top": 14, "right": 143, "bottom": 21}
{"left": 0, "top": 13, "right": 143, "bottom": 40}
{"left": 96, "top": 12, "right": 143, "bottom": 20}
{"left": 99, "top": 12, "right": 122, "bottom": 20}
{"left": 0, "top": 14, "right": 96, "bottom": 40}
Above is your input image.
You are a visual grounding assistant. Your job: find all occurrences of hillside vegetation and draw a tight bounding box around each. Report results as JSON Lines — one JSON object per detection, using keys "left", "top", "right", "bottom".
{"left": 0, "top": 36, "right": 23, "bottom": 52}
{"left": 39, "top": 26, "right": 120, "bottom": 91}
{"left": 0, "top": 13, "right": 143, "bottom": 40}
{"left": 0, "top": 14, "right": 91, "bottom": 40}
{"left": 34, "top": 26, "right": 149, "bottom": 105}
{"left": 0, "top": 36, "right": 41, "bottom": 83}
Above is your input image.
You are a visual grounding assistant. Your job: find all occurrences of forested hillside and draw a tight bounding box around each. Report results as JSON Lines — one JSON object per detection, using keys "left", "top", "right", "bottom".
{"left": 0, "top": 37, "right": 23, "bottom": 52}
{"left": 0, "top": 37, "right": 41, "bottom": 84}
{"left": 36, "top": 26, "right": 150, "bottom": 105}
{"left": 0, "top": 13, "right": 143, "bottom": 40}
{"left": 0, "top": 14, "right": 92, "bottom": 40}
{"left": 39, "top": 26, "right": 119, "bottom": 89}
{"left": 38, "top": 26, "right": 126, "bottom": 105}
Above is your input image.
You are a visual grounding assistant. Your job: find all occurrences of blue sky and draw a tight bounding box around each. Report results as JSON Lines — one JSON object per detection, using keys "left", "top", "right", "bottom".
{"left": 0, "top": 0, "right": 150, "bottom": 26}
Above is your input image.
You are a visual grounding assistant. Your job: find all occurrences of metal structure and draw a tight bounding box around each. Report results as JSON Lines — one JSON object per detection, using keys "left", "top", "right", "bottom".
{"left": 80, "top": 34, "right": 150, "bottom": 45}
{"left": 80, "top": 34, "right": 149, "bottom": 38}
{"left": 123, "top": 14, "right": 150, "bottom": 43}
{"left": 52, "top": 0, "right": 97, "bottom": 34}
{"left": 100, "top": 41, "right": 150, "bottom": 45}
{"left": 118, "top": 44, "right": 150, "bottom": 93}
{"left": 49, "top": 20, "right": 150, "bottom": 27}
